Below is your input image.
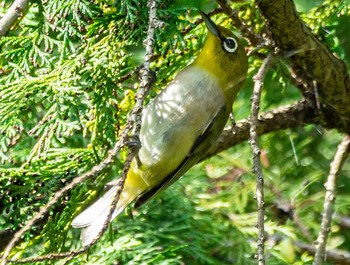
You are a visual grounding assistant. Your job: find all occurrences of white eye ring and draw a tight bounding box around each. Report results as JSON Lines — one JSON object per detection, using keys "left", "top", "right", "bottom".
{"left": 223, "top": 37, "right": 238, "bottom": 53}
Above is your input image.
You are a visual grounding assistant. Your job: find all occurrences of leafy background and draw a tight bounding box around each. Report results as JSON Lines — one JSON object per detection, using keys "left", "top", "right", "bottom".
{"left": 0, "top": 0, "right": 349, "bottom": 264}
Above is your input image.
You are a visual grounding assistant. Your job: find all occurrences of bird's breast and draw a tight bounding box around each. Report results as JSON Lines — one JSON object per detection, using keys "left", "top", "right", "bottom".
{"left": 138, "top": 66, "right": 226, "bottom": 186}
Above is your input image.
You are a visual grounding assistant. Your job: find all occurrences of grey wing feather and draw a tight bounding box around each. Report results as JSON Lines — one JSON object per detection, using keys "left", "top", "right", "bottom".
{"left": 135, "top": 105, "right": 227, "bottom": 207}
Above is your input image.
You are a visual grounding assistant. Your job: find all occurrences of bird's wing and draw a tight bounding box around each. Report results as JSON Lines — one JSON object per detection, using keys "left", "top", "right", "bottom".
{"left": 134, "top": 104, "right": 227, "bottom": 208}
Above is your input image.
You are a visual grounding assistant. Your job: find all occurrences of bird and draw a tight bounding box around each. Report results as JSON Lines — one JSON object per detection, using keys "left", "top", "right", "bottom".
{"left": 71, "top": 11, "right": 248, "bottom": 246}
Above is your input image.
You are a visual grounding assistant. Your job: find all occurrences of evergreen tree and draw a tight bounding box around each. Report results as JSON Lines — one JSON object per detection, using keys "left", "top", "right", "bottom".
{"left": 0, "top": 0, "right": 349, "bottom": 264}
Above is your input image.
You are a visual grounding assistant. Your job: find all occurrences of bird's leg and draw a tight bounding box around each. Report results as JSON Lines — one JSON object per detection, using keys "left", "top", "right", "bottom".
{"left": 126, "top": 135, "right": 142, "bottom": 168}
{"left": 147, "top": 69, "right": 157, "bottom": 90}
{"left": 136, "top": 67, "right": 157, "bottom": 90}
{"left": 229, "top": 112, "right": 236, "bottom": 128}
{"left": 105, "top": 135, "right": 142, "bottom": 189}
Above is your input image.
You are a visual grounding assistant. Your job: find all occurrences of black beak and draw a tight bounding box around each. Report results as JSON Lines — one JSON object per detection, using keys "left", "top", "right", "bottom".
{"left": 200, "top": 11, "right": 220, "bottom": 38}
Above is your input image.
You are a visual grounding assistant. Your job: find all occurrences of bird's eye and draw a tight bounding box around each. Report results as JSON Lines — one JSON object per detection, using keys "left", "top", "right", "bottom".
{"left": 223, "top": 37, "right": 238, "bottom": 53}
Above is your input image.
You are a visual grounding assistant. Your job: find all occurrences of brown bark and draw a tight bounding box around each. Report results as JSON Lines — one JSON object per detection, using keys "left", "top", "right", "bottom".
{"left": 0, "top": 0, "right": 29, "bottom": 37}
{"left": 206, "top": 100, "right": 318, "bottom": 159}
{"left": 257, "top": 0, "right": 350, "bottom": 132}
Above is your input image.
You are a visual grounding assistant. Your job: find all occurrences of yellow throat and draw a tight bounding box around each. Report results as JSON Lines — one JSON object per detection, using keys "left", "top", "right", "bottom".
{"left": 194, "top": 13, "right": 248, "bottom": 105}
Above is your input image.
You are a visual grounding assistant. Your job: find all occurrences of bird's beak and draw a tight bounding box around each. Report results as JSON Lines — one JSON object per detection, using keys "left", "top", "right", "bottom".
{"left": 200, "top": 11, "right": 220, "bottom": 38}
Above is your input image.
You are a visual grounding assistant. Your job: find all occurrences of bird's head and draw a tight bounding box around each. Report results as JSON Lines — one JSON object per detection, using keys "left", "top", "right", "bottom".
{"left": 194, "top": 12, "right": 248, "bottom": 102}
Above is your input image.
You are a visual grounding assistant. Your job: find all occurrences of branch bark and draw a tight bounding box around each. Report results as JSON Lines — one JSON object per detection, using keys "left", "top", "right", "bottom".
{"left": 296, "top": 241, "right": 350, "bottom": 265}
{"left": 268, "top": 235, "right": 350, "bottom": 264}
{"left": 314, "top": 135, "right": 350, "bottom": 264}
{"left": 217, "top": 0, "right": 264, "bottom": 46}
{"left": 257, "top": 0, "right": 350, "bottom": 133}
{"left": 0, "top": 0, "right": 29, "bottom": 37}
{"left": 205, "top": 100, "right": 318, "bottom": 159}
{"left": 1, "top": 141, "right": 125, "bottom": 265}
{"left": 250, "top": 55, "right": 275, "bottom": 265}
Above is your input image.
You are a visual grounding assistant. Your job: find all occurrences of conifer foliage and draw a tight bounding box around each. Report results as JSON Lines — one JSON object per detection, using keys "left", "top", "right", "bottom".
{"left": 0, "top": 0, "right": 350, "bottom": 264}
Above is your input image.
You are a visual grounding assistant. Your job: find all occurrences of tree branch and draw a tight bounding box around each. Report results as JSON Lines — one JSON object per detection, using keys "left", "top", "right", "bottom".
{"left": 335, "top": 215, "right": 350, "bottom": 230}
{"left": 314, "top": 135, "right": 350, "bottom": 264}
{"left": 1, "top": 140, "right": 126, "bottom": 265}
{"left": 296, "top": 241, "right": 350, "bottom": 265}
{"left": 250, "top": 54, "right": 275, "bottom": 265}
{"left": 205, "top": 100, "right": 319, "bottom": 159}
{"left": 268, "top": 235, "right": 350, "bottom": 264}
{"left": 257, "top": 0, "right": 350, "bottom": 133}
{"left": 0, "top": 0, "right": 29, "bottom": 37}
{"left": 217, "top": 0, "right": 264, "bottom": 46}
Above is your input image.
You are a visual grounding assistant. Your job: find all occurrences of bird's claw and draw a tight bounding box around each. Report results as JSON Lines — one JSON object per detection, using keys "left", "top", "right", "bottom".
{"left": 126, "top": 135, "right": 142, "bottom": 167}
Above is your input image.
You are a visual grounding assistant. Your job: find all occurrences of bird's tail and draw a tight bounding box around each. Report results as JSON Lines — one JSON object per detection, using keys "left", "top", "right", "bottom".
{"left": 71, "top": 168, "right": 147, "bottom": 245}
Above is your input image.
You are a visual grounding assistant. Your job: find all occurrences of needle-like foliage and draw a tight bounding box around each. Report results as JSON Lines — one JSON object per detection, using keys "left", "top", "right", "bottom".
{"left": 1, "top": 0, "right": 350, "bottom": 264}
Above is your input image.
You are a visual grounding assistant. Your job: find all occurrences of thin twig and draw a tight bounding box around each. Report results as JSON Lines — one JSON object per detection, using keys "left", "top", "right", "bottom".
{"left": 1, "top": 1, "right": 159, "bottom": 264}
{"left": 313, "top": 135, "right": 350, "bottom": 265}
{"left": 250, "top": 54, "right": 274, "bottom": 265}
{"left": 180, "top": 8, "right": 223, "bottom": 36}
{"left": 1, "top": 137, "right": 127, "bottom": 265}
{"left": 64, "top": 152, "right": 134, "bottom": 264}
{"left": 133, "top": 0, "right": 158, "bottom": 136}
{"left": 296, "top": 240, "right": 350, "bottom": 264}
{"left": 267, "top": 234, "right": 350, "bottom": 264}
{"left": 6, "top": 154, "right": 134, "bottom": 265}
{"left": 265, "top": 180, "right": 314, "bottom": 241}
{"left": 204, "top": 100, "right": 318, "bottom": 160}
{"left": 68, "top": 0, "right": 159, "bottom": 257}
{"left": 216, "top": 0, "right": 265, "bottom": 46}
{"left": 0, "top": 0, "right": 29, "bottom": 37}
{"left": 334, "top": 214, "right": 350, "bottom": 230}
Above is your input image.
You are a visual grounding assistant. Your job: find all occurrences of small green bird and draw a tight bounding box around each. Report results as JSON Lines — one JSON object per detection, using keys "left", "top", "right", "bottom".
{"left": 72, "top": 12, "right": 248, "bottom": 245}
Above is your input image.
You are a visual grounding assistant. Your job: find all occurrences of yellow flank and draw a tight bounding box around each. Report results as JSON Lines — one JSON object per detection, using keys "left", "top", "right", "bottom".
{"left": 124, "top": 161, "right": 149, "bottom": 193}
{"left": 71, "top": 12, "right": 248, "bottom": 246}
